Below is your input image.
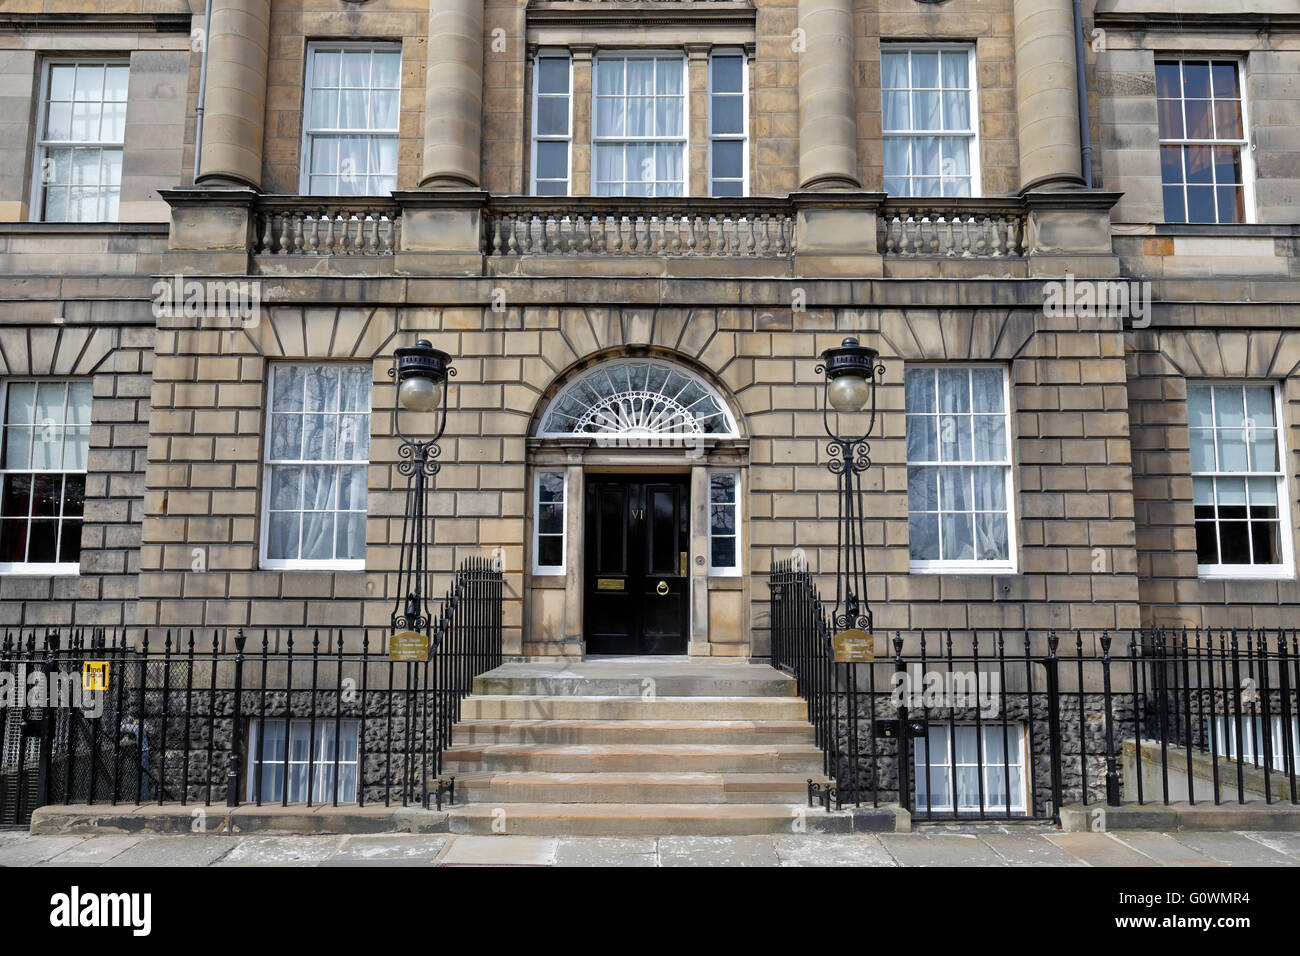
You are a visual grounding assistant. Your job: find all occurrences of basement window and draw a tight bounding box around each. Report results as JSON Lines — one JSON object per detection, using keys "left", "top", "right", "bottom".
{"left": 245, "top": 718, "right": 360, "bottom": 804}
{"left": 915, "top": 723, "right": 1028, "bottom": 815}
{"left": 1212, "top": 715, "right": 1300, "bottom": 773}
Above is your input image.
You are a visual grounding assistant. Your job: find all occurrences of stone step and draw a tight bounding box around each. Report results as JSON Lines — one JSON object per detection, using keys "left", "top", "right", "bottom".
{"left": 472, "top": 661, "right": 796, "bottom": 698}
{"left": 449, "top": 771, "right": 826, "bottom": 804}
{"left": 444, "top": 802, "right": 857, "bottom": 835}
{"left": 450, "top": 718, "right": 816, "bottom": 746}
{"left": 459, "top": 695, "right": 808, "bottom": 722}
{"left": 442, "top": 743, "right": 827, "bottom": 774}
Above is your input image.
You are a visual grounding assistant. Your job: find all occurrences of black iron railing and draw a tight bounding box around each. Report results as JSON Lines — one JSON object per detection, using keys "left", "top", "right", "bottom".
{"left": 0, "top": 558, "right": 502, "bottom": 827}
{"left": 769, "top": 564, "right": 1300, "bottom": 822}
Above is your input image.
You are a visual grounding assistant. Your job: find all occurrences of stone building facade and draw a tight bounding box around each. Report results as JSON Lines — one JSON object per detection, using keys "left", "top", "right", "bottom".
{"left": 0, "top": 0, "right": 1297, "bottom": 663}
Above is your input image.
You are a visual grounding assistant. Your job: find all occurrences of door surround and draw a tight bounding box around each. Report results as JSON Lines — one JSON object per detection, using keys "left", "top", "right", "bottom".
{"left": 523, "top": 440, "right": 749, "bottom": 660}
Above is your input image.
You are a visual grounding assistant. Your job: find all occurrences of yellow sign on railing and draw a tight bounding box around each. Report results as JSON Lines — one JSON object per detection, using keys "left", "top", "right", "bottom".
{"left": 82, "top": 661, "right": 109, "bottom": 691}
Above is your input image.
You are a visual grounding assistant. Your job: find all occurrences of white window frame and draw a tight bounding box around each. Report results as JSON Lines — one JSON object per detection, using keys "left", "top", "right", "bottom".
{"left": 1191, "top": 381, "right": 1293, "bottom": 580}
{"left": 299, "top": 41, "right": 401, "bottom": 197}
{"left": 915, "top": 723, "right": 1029, "bottom": 816}
{"left": 590, "top": 51, "right": 690, "bottom": 197}
{"left": 707, "top": 469, "right": 742, "bottom": 577}
{"left": 707, "top": 50, "right": 748, "bottom": 197}
{"left": 1213, "top": 715, "right": 1300, "bottom": 772}
{"left": 0, "top": 378, "right": 90, "bottom": 576}
{"left": 244, "top": 718, "right": 360, "bottom": 804}
{"left": 259, "top": 363, "right": 371, "bottom": 572}
{"left": 30, "top": 58, "right": 129, "bottom": 223}
{"left": 532, "top": 468, "right": 567, "bottom": 576}
{"left": 1155, "top": 57, "right": 1255, "bottom": 225}
{"left": 880, "top": 43, "right": 981, "bottom": 198}
{"left": 530, "top": 51, "right": 573, "bottom": 196}
{"left": 906, "top": 364, "right": 1017, "bottom": 575}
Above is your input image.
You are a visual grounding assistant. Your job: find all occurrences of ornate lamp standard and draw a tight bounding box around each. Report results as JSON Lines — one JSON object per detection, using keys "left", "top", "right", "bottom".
{"left": 387, "top": 339, "right": 455, "bottom": 637}
{"left": 815, "top": 337, "right": 886, "bottom": 637}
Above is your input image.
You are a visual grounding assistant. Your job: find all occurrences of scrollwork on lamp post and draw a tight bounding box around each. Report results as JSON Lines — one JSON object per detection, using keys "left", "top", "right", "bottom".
{"left": 386, "top": 339, "right": 455, "bottom": 637}
{"left": 815, "top": 336, "right": 886, "bottom": 636}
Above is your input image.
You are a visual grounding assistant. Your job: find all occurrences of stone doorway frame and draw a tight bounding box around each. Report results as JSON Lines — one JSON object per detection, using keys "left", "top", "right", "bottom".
{"left": 522, "top": 349, "right": 750, "bottom": 660}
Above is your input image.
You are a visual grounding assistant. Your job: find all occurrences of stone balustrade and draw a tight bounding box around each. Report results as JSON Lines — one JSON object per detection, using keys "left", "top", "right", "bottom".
{"left": 878, "top": 200, "right": 1028, "bottom": 258}
{"left": 253, "top": 199, "right": 401, "bottom": 256}
{"left": 483, "top": 198, "right": 795, "bottom": 258}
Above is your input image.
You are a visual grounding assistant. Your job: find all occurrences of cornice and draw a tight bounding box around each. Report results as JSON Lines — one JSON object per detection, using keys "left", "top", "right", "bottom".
{"left": 0, "top": 12, "right": 192, "bottom": 34}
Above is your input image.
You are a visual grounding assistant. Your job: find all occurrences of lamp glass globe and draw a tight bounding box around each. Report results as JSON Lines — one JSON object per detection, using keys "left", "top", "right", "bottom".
{"left": 399, "top": 376, "right": 440, "bottom": 413}
{"left": 827, "top": 374, "right": 870, "bottom": 412}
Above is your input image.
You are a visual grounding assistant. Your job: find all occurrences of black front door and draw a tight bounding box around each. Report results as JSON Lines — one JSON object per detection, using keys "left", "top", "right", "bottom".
{"left": 584, "top": 477, "right": 689, "bottom": 655}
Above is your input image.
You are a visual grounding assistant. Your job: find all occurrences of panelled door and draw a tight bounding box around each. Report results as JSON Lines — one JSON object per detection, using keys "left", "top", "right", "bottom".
{"left": 584, "top": 477, "right": 689, "bottom": 655}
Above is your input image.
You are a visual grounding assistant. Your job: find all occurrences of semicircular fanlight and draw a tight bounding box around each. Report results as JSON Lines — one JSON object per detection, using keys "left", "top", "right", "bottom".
{"left": 538, "top": 359, "right": 738, "bottom": 438}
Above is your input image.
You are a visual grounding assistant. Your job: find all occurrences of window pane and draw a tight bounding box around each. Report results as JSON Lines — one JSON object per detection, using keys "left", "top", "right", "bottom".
{"left": 883, "top": 92, "right": 910, "bottom": 131}
{"left": 537, "top": 97, "right": 568, "bottom": 136}
{"left": 711, "top": 536, "right": 736, "bottom": 568}
{"left": 538, "top": 57, "right": 569, "bottom": 95}
{"left": 711, "top": 96, "right": 743, "bottom": 136}
{"left": 909, "top": 511, "right": 939, "bottom": 560}
{"left": 907, "top": 466, "right": 937, "bottom": 512}
{"left": 711, "top": 140, "right": 743, "bottom": 179}
{"left": 711, "top": 55, "right": 743, "bottom": 94}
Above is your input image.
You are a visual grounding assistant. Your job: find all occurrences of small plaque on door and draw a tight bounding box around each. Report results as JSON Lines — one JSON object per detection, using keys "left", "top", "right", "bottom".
{"left": 597, "top": 578, "right": 624, "bottom": 591}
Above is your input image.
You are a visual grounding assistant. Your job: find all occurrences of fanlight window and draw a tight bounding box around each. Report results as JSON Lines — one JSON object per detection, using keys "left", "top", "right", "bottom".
{"left": 539, "top": 360, "right": 737, "bottom": 438}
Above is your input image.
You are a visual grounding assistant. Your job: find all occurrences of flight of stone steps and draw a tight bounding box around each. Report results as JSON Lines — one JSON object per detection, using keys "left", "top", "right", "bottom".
{"left": 436, "top": 658, "right": 848, "bottom": 836}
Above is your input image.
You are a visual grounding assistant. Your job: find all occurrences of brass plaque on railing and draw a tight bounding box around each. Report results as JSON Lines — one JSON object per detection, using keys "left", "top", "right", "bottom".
{"left": 389, "top": 630, "right": 429, "bottom": 662}
{"left": 832, "top": 629, "right": 874, "bottom": 663}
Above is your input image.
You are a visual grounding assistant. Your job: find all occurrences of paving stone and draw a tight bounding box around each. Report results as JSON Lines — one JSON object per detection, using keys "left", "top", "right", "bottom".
{"left": 321, "top": 835, "right": 448, "bottom": 866}
{"left": 878, "top": 833, "right": 1008, "bottom": 867}
{"left": 980, "top": 832, "right": 1087, "bottom": 866}
{"left": 102, "top": 836, "right": 239, "bottom": 867}
{"left": 37, "top": 835, "right": 144, "bottom": 867}
{"left": 658, "top": 835, "right": 781, "bottom": 867}
{"left": 0, "top": 836, "right": 87, "bottom": 867}
{"left": 440, "top": 835, "right": 558, "bottom": 866}
{"left": 1107, "top": 831, "right": 1218, "bottom": 866}
{"left": 1164, "top": 832, "right": 1298, "bottom": 866}
{"left": 214, "top": 836, "right": 343, "bottom": 866}
{"left": 773, "top": 835, "right": 896, "bottom": 867}
{"left": 1238, "top": 830, "right": 1300, "bottom": 861}
{"left": 1043, "top": 833, "right": 1159, "bottom": 866}
{"left": 555, "top": 837, "right": 659, "bottom": 867}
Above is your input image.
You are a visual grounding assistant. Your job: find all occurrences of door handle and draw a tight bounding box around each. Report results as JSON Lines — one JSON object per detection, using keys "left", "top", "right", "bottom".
{"left": 656, "top": 580, "right": 669, "bottom": 596}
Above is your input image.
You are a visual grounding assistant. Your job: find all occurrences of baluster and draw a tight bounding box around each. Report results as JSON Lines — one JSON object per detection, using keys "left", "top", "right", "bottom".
{"left": 655, "top": 217, "right": 668, "bottom": 255}
{"left": 504, "top": 214, "right": 517, "bottom": 254}
{"left": 928, "top": 211, "right": 940, "bottom": 255}
{"left": 1009, "top": 216, "right": 1022, "bottom": 256}
{"left": 491, "top": 215, "right": 503, "bottom": 255}
{"left": 694, "top": 216, "right": 707, "bottom": 255}
{"left": 520, "top": 215, "right": 533, "bottom": 255}
{"left": 744, "top": 216, "right": 756, "bottom": 255}
{"left": 583, "top": 215, "right": 595, "bottom": 254}
{"left": 366, "top": 216, "right": 379, "bottom": 255}
{"left": 670, "top": 216, "right": 683, "bottom": 254}
{"left": 958, "top": 215, "right": 971, "bottom": 257}
{"left": 260, "top": 213, "right": 273, "bottom": 254}
{"left": 305, "top": 215, "right": 319, "bottom": 254}
{"left": 991, "top": 215, "right": 1004, "bottom": 257}
{"left": 277, "top": 214, "right": 291, "bottom": 255}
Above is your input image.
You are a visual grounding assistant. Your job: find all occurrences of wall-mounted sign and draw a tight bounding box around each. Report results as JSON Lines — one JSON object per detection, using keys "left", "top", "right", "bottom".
{"left": 832, "top": 629, "right": 874, "bottom": 662}
{"left": 389, "top": 630, "right": 429, "bottom": 662}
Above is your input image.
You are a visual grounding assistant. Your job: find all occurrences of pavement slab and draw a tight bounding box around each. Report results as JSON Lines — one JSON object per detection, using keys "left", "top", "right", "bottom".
{"left": 1043, "top": 833, "right": 1159, "bottom": 867}
{"left": 37, "top": 835, "right": 144, "bottom": 867}
{"left": 101, "top": 836, "right": 239, "bottom": 867}
{"left": 1237, "top": 830, "right": 1300, "bottom": 861}
{"left": 0, "top": 835, "right": 87, "bottom": 867}
{"left": 981, "top": 832, "right": 1088, "bottom": 866}
{"left": 1163, "top": 831, "right": 1299, "bottom": 866}
{"left": 554, "top": 837, "right": 659, "bottom": 867}
{"left": 321, "top": 835, "right": 448, "bottom": 866}
{"left": 441, "top": 835, "right": 559, "bottom": 866}
{"left": 658, "top": 835, "right": 781, "bottom": 867}
{"left": 879, "top": 832, "right": 1007, "bottom": 867}
{"left": 773, "top": 834, "right": 895, "bottom": 867}
{"left": 1107, "top": 831, "right": 1219, "bottom": 866}
{"left": 214, "top": 836, "right": 343, "bottom": 866}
